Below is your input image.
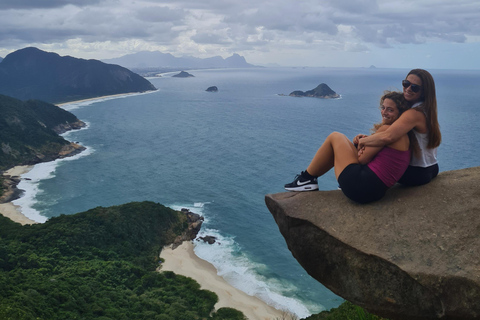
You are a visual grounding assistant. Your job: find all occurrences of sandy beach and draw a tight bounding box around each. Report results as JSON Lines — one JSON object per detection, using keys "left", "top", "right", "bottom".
{"left": 0, "top": 165, "right": 37, "bottom": 225}
{"left": 56, "top": 92, "right": 148, "bottom": 107}
{"left": 1, "top": 165, "right": 289, "bottom": 319}
{"left": 160, "top": 241, "right": 288, "bottom": 320}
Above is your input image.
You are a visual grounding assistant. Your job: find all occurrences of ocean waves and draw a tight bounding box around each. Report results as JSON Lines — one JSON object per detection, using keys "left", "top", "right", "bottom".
{"left": 170, "top": 202, "right": 318, "bottom": 318}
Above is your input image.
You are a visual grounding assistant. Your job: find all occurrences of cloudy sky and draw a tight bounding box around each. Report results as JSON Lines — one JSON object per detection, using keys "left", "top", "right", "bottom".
{"left": 1, "top": 0, "right": 479, "bottom": 69}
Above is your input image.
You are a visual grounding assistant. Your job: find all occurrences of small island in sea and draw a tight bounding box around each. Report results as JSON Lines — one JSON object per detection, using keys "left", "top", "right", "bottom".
{"left": 173, "top": 71, "right": 195, "bottom": 78}
{"left": 288, "top": 83, "right": 340, "bottom": 99}
{"left": 206, "top": 86, "right": 218, "bottom": 92}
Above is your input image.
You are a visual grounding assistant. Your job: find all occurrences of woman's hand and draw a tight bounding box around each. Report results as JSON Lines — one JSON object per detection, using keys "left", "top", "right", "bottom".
{"left": 357, "top": 146, "right": 366, "bottom": 159}
{"left": 353, "top": 134, "right": 367, "bottom": 146}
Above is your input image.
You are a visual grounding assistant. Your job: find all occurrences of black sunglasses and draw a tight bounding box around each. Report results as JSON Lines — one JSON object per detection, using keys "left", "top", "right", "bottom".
{"left": 402, "top": 80, "right": 422, "bottom": 93}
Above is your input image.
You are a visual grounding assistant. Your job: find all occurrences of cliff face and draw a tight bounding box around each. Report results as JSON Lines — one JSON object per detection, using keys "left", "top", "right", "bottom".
{"left": 265, "top": 166, "right": 480, "bottom": 320}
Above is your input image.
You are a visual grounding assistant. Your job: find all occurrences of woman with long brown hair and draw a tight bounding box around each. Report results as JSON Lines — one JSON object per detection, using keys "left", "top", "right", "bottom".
{"left": 358, "top": 69, "right": 441, "bottom": 186}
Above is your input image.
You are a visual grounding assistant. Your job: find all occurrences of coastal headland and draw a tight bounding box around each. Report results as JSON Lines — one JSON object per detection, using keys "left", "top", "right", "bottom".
{"left": 0, "top": 94, "right": 288, "bottom": 320}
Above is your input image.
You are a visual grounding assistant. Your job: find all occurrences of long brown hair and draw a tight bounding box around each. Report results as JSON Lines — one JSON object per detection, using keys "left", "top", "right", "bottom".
{"left": 406, "top": 69, "right": 441, "bottom": 148}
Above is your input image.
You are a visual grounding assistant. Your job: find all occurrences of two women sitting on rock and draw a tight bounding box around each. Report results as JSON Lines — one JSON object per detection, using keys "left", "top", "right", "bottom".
{"left": 284, "top": 69, "right": 441, "bottom": 204}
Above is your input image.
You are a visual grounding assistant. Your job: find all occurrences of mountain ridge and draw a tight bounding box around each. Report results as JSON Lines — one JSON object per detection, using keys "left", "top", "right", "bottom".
{"left": 102, "top": 51, "right": 256, "bottom": 70}
{"left": 0, "top": 47, "right": 156, "bottom": 103}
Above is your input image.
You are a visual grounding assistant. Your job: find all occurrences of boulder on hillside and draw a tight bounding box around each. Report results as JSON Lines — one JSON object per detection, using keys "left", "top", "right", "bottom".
{"left": 265, "top": 166, "right": 480, "bottom": 320}
{"left": 289, "top": 83, "right": 339, "bottom": 98}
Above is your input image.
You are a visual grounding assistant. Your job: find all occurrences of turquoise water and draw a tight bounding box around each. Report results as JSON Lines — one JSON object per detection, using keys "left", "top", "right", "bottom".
{"left": 14, "top": 67, "right": 480, "bottom": 317}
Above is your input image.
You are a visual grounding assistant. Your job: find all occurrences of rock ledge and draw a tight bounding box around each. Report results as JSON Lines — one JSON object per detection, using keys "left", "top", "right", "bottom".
{"left": 265, "top": 166, "right": 480, "bottom": 320}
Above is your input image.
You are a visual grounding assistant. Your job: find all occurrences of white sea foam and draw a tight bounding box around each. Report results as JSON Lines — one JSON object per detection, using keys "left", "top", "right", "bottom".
{"left": 168, "top": 202, "right": 313, "bottom": 318}
{"left": 12, "top": 146, "right": 94, "bottom": 223}
{"left": 169, "top": 202, "right": 213, "bottom": 223}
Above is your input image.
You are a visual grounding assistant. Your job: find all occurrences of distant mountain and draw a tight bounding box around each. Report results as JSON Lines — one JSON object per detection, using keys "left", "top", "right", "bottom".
{"left": 0, "top": 47, "right": 156, "bottom": 104}
{"left": 102, "top": 51, "right": 256, "bottom": 70}
{"left": 0, "top": 94, "right": 86, "bottom": 171}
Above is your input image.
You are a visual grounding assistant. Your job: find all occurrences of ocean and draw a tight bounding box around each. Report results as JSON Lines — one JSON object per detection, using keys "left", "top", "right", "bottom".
{"left": 13, "top": 67, "right": 480, "bottom": 318}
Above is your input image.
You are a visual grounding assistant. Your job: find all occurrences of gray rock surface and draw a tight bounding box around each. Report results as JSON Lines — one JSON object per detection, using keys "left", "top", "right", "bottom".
{"left": 171, "top": 208, "right": 204, "bottom": 249}
{"left": 265, "top": 166, "right": 480, "bottom": 320}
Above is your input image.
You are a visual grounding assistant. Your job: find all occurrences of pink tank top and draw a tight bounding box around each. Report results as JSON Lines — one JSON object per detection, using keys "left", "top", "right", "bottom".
{"left": 368, "top": 147, "right": 411, "bottom": 187}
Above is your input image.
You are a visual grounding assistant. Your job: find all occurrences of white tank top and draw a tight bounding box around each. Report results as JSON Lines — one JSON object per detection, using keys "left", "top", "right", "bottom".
{"left": 410, "top": 102, "right": 438, "bottom": 167}
{"left": 410, "top": 130, "right": 438, "bottom": 167}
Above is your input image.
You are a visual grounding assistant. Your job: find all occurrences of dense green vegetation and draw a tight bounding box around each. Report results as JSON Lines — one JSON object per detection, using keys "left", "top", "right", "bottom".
{"left": 305, "top": 301, "right": 388, "bottom": 320}
{"left": 0, "top": 94, "right": 80, "bottom": 171}
{"left": 0, "top": 201, "right": 246, "bottom": 320}
{"left": 0, "top": 176, "right": 5, "bottom": 195}
{"left": 0, "top": 88, "right": 385, "bottom": 320}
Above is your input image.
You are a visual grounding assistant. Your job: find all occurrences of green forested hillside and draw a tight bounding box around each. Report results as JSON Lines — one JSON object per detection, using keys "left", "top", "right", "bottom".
{"left": 0, "top": 201, "right": 246, "bottom": 320}
{"left": 0, "top": 47, "right": 156, "bottom": 103}
{"left": 0, "top": 94, "right": 83, "bottom": 171}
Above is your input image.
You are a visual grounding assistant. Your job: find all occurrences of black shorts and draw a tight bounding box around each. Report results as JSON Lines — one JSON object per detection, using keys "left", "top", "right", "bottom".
{"left": 338, "top": 164, "right": 388, "bottom": 204}
{"left": 398, "top": 163, "right": 439, "bottom": 186}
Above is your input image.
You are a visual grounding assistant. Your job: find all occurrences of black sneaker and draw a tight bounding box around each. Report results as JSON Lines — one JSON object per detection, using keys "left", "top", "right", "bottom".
{"left": 284, "top": 171, "right": 318, "bottom": 191}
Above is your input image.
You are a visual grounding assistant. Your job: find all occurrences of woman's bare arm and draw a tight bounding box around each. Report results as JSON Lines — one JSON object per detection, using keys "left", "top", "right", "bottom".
{"left": 357, "top": 126, "right": 388, "bottom": 164}
{"left": 358, "top": 109, "right": 423, "bottom": 148}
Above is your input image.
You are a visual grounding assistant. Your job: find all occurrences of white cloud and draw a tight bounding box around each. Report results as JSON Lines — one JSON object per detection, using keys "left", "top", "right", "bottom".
{"left": 0, "top": 0, "right": 479, "bottom": 69}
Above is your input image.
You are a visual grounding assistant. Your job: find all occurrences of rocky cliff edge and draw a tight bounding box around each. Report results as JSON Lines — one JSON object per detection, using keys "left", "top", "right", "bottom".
{"left": 265, "top": 166, "right": 480, "bottom": 320}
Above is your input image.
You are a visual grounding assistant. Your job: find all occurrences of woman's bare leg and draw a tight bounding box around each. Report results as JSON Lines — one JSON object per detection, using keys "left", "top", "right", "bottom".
{"left": 306, "top": 132, "right": 359, "bottom": 179}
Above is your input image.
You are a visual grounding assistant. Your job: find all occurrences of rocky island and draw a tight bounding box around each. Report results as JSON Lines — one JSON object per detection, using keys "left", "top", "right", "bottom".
{"left": 206, "top": 86, "right": 218, "bottom": 92}
{"left": 289, "top": 83, "right": 340, "bottom": 99}
{"left": 172, "top": 71, "right": 194, "bottom": 78}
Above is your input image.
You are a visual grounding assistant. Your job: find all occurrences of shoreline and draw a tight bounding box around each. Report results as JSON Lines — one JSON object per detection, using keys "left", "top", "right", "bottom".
{"left": 1, "top": 90, "right": 292, "bottom": 319}
{"left": 57, "top": 91, "right": 157, "bottom": 107}
{"left": 1, "top": 165, "right": 290, "bottom": 319}
{"left": 0, "top": 165, "right": 37, "bottom": 225}
{"left": 57, "top": 93, "right": 133, "bottom": 107}
{"left": 160, "top": 241, "right": 288, "bottom": 320}
{"left": 0, "top": 92, "right": 136, "bottom": 224}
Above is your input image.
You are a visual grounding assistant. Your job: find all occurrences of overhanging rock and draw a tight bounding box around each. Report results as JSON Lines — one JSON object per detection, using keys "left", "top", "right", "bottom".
{"left": 265, "top": 166, "right": 480, "bottom": 320}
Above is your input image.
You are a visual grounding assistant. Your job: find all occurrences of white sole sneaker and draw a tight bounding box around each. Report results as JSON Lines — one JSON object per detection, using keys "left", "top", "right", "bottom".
{"left": 284, "top": 184, "right": 319, "bottom": 192}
